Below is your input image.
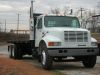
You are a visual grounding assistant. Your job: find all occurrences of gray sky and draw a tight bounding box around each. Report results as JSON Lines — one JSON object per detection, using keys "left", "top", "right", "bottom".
{"left": 0, "top": 0, "right": 99, "bottom": 31}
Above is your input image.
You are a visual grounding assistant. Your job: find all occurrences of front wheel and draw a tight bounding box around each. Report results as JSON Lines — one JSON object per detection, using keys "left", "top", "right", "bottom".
{"left": 40, "top": 42, "right": 53, "bottom": 70}
{"left": 82, "top": 56, "right": 97, "bottom": 68}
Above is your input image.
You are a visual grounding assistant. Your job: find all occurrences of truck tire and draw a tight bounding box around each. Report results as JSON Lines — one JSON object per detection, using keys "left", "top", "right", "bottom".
{"left": 8, "top": 45, "right": 13, "bottom": 58}
{"left": 8, "top": 45, "right": 15, "bottom": 59}
{"left": 32, "top": 49, "right": 38, "bottom": 59}
{"left": 12, "top": 45, "right": 22, "bottom": 59}
{"left": 40, "top": 42, "right": 53, "bottom": 70}
{"left": 12, "top": 45, "right": 15, "bottom": 58}
{"left": 82, "top": 56, "right": 96, "bottom": 68}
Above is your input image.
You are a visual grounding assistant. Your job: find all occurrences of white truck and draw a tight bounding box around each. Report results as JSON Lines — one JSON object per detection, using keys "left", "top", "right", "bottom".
{"left": 8, "top": 1, "right": 99, "bottom": 69}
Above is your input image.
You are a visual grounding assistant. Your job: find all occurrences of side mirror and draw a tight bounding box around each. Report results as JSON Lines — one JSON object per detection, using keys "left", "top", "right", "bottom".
{"left": 30, "top": 26, "right": 34, "bottom": 31}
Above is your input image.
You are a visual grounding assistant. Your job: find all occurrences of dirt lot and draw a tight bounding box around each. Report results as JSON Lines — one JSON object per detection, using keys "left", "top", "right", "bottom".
{"left": 0, "top": 43, "right": 100, "bottom": 75}
{"left": 0, "top": 55, "right": 63, "bottom": 75}
{"left": 1, "top": 55, "right": 100, "bottom": 75}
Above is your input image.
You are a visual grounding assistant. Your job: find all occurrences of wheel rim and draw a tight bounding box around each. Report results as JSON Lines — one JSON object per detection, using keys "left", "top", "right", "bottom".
{"left": 42, "top": 50, "right": 46, "bottom": 65}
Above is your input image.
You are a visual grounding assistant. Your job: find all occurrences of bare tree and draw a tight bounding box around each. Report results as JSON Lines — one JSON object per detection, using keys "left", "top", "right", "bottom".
{"left": 63, "top": 6, "right": 70, "bottom": 15}
{"left": 84, "top": 10, "right": 97, "bottom": 32}
{"left": 50, "top": 6, "right": 71, "bottom": 15}
{"left": 97, "top": 2, "right": 100, "bottom": 14}
{"left": 75, "top": 7, "right": 97, "bottom": 31}
{"left": 51, "top": 8, "right": 60, "bottom": 14}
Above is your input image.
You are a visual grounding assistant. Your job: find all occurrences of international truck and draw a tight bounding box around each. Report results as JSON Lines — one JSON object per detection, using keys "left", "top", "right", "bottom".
{"left": 8, "top": 1, "right": 99, "bottom": 69}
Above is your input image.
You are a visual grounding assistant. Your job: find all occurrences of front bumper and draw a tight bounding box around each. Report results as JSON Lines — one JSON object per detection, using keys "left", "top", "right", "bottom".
{"left": 48, "top": 48, "right": 99, "bottom": 57}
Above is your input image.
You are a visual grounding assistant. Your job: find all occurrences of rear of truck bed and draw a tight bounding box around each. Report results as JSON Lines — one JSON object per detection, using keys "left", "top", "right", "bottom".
{"left": 8, "top": 40, "right": 34, "bottom": 59}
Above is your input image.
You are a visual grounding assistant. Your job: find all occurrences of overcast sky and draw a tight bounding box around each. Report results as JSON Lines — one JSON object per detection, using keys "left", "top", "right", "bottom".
{"left": 0, "top": 0, "right": 100, "bottom": 31}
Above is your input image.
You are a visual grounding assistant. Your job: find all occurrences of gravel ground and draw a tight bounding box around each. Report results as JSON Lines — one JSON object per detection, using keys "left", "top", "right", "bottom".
{"left": 54, "top": 61, "right": 100, "bottom": 75}
{"left": 0, "top": 44, "right": 100, "bottom": 75}
{"left": 0, "top": 56, "right": 63, "bottom": 75}
{"left": 0, "top": 45, "right": 64, "bottom": 75}
{"left": 29, "top": 57, "right": 100, "bottom": 75}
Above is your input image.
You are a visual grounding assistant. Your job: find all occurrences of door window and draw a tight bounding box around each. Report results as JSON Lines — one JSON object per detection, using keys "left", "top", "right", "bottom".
{"left": 37, "top": 18, "right": 42, "bottom": 29}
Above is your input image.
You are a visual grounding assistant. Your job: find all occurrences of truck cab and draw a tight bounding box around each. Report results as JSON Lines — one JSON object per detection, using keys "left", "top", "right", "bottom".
{"left": 32, "top": 14, "right": 99, "bottom": 69}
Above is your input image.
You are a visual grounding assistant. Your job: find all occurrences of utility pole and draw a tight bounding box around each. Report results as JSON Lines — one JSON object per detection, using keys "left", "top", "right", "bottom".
{"left": 5, "top": 19, "right": 6, "bottom": 32}
{"left": 17, "top": 13, "right": 20, "bottom": 35}
{"left": 79, "top": 8, "right": 85, "bottom": 27}
{"left": 80, "top": 8, "right": 85, "bottom": 19}
{"left": 0, "top": 22, "right": 1, "bottom": 32}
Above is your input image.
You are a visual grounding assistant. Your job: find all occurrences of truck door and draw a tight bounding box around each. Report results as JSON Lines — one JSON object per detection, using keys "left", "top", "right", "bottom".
{"left": 35, "top": 18, "right": 43, "bottom": 47}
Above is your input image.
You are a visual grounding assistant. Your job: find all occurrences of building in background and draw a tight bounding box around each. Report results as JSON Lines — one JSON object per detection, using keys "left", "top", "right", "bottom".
{"left": 86, "top": 15, "right": 100, "bottom": 33}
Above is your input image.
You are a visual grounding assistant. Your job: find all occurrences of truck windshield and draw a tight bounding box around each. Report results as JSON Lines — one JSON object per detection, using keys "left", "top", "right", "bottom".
{"left": 44, "top": 16, "right": 80, "bottom": 28}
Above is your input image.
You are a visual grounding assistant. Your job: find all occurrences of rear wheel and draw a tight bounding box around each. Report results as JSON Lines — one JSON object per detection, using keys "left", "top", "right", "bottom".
{"left": 11, "top": 45, "right": 22, "bottom": 59}
{"left": 39, "top": 42, "right": 53, "bottom": 70}
{"left": 82, "top": 56, "right": 97, "bottom": 68}
{"left": 8, "top": 45, "right": 13, "bottom": 58}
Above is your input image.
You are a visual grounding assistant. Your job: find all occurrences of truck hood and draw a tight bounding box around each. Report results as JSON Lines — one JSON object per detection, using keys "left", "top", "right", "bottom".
{"left": 44, "top": 27, "right": 89, "bottom": 32}
{"left": 43, "top": 27, "right": 92, "bottom": 48}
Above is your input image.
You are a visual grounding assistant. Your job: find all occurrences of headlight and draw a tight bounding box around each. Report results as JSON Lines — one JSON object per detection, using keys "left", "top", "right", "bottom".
{"left": 91, "top": 42, "right": 97, "bottom": 46}
{"left": 48, "top": 42, "right": 61, "bottom": 46}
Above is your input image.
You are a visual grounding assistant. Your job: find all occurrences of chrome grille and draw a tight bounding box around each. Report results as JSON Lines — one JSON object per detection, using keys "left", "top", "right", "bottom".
{"left": 64, "top": 31, "right": 88, "bottom": 42}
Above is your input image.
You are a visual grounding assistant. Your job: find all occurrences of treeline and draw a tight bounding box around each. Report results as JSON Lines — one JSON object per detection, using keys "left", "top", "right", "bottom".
{"left": 0, "top": 32, "right": 29, "bottom": 42}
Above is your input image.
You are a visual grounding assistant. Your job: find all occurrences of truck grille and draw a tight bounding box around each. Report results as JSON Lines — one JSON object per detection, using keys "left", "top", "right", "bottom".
{"left": 64, "top": 31, "right": 88, "bottom": 42}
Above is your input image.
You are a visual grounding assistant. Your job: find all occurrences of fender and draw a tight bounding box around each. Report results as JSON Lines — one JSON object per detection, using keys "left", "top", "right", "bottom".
{"left": 91, "top": 37, "right": 97, "bottom": 42}
{"left": 41, "top": 35, "right": 61, "bottom": 48}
